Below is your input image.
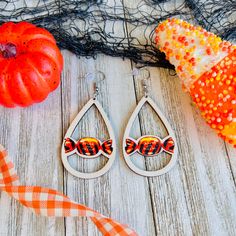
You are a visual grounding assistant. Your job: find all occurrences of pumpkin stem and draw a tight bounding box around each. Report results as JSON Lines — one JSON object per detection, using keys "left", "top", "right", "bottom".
{"left": 0, "top": 43, "right": 17, "bottom": 58}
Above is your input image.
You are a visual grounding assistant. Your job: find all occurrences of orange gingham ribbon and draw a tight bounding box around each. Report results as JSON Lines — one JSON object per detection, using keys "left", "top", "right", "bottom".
{"left": 0, "top": 145, "right": 137, "bottom": 236}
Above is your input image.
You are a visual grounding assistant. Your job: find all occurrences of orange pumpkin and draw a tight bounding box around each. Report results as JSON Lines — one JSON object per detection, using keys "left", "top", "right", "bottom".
{"left": 0, "top": 22, "right": 63, "bottom": 107}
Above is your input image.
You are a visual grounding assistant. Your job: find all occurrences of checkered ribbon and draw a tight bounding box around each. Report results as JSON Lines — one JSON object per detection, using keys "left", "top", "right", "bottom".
{"left": 0, "top": 145, "right": 137, "bottom": 236}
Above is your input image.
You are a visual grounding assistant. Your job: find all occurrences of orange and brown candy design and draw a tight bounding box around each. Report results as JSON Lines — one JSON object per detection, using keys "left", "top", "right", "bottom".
{"left": 64, "top": 137, "right": 113, "bottom": 157}
{"left": 125, "top": 136, "right": 175, "bottom": 156}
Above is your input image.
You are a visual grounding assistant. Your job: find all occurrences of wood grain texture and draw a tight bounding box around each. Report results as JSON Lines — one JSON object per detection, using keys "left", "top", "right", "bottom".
{"left": 0, "top": 88, "right": 64, "bottom": 236}
{"left": 1, "top": 0, "right": 236, "bottom": 236}
{"left": 61, "top": 51, "right": 156, "bottom": 236}
{"left": 123, "top": 0, "right": 236, "bottom": 235}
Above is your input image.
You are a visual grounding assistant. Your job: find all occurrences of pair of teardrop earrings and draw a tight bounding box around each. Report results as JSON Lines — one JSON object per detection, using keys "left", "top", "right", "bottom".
{"left": 61, "top": 69, "right": 178, "bottom": 179}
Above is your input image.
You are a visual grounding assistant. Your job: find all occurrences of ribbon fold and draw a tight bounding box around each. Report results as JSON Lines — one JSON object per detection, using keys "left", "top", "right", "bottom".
{"left": 0, "top": 145, "right": 137, "bottom": 236}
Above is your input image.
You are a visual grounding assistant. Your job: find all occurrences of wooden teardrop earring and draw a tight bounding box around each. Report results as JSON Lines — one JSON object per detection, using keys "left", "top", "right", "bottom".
{"left": 122, "top": 68, "right": 178, "bottom": 177}
{"left": 61, "top": 71, "right": 116, "bottom": 179}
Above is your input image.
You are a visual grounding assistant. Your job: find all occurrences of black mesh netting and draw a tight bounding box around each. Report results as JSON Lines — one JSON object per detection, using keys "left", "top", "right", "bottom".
{"left": 0, "top": 0, "right": 235, "bottom": 68}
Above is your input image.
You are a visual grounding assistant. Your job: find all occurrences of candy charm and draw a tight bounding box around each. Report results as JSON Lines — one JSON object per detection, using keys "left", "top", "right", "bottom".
{"left": 125, "top": 136, "right": 174, "bottom": 156}
{"left": 155, "top": 18, "right": 236, "bottom": 146}
{"left": 64, "top": 137, "right": 113, "bottom": 158}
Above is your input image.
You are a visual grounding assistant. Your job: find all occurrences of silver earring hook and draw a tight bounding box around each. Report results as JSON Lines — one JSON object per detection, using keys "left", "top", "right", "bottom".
{"left": 132, "top": 67, "right": 151, "bottom": 97}
{"left": 143, "top": 79, "right": 148, "bottom": 98}
{"left": 85, "top": 70, "right": 105, "bottom": 100}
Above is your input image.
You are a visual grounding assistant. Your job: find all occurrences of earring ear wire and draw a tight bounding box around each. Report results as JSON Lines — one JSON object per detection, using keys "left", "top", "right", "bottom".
{"left": 132, "top": 67, "right": 151, "bottom": 97}
{"left": 85, "top": 70, "right": 106, "bottom": 100}
{"left": 142, "top": 79, "right": 149, "bottom": 98}
{"left": 131, "top": 67, "right": 150, "bottom": 80}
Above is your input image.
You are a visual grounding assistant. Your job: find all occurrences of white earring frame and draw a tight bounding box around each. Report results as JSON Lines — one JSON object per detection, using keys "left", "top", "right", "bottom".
{"left": 122, "top": 95, "right": 178, "bottom": 177}
{"left": 62, "top": 98, "right": 116, "bottom": 179}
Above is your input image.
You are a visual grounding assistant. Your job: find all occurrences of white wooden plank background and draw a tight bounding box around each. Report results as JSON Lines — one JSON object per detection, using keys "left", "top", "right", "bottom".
{"left": 1, "top": 0, "right": 236, "bottom": 236}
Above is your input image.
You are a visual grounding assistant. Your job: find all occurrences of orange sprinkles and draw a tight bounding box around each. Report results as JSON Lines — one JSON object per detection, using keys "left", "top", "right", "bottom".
{"left": 190, "top": 49, "right": 236, "bottom": 144}
{"left": 155, "top": 18, "right": 236, "bottom": 146}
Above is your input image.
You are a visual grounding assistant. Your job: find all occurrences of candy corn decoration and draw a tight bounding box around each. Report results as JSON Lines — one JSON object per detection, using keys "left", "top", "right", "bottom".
{"left": 155, "top": 18, "right": 236, "bottom": 146}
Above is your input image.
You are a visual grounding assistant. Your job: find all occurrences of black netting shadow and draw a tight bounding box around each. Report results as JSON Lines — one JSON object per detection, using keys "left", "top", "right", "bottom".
{"left": 0, "top": 0, "right": 235, "bottom": 68}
